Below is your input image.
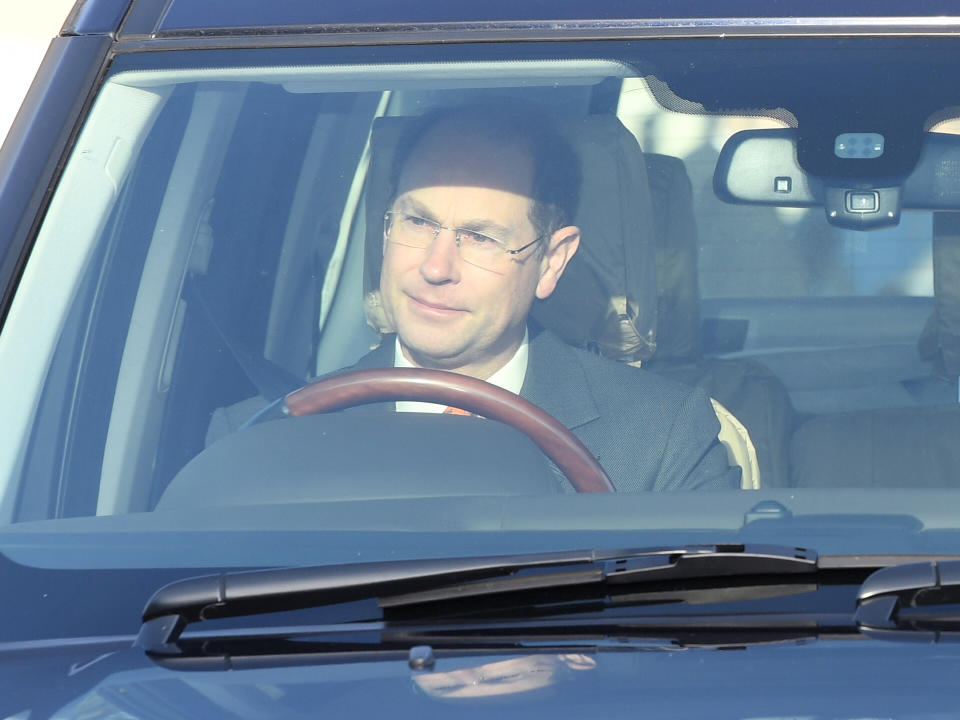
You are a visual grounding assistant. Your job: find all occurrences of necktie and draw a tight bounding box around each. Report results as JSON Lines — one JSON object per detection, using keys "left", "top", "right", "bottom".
{"left": 443, "top": 405, "right": 472, "bottom": 416}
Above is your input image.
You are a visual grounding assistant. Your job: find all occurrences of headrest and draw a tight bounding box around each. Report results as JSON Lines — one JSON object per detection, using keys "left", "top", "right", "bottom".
{"left": 644, "top": 153, "right": 702, "bottom": 363}
{"left": 362, "top": 113, "right": 659, "bottom": 363}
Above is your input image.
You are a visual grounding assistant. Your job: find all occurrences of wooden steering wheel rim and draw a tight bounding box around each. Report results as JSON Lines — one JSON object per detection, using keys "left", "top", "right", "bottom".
{"left": 285, "top": 368, "right": 614, "bottom": 493}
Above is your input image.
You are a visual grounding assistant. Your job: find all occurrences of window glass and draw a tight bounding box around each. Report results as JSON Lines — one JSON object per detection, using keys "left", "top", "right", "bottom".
{"left": 0, "top": 40, "right": 958, "bottom": 567}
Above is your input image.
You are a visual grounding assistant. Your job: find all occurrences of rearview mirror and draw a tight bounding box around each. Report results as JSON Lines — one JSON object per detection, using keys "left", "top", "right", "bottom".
{"left": 714, "top": 129, "right": 960, "bottom": 230}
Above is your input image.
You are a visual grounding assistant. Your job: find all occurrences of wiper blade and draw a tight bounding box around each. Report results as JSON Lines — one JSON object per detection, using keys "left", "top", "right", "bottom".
{"left": 379, "top": 544, "right": 817, "bottom": 609}
{"left": 137, "top": 544, "right": 818, "bottom": 654}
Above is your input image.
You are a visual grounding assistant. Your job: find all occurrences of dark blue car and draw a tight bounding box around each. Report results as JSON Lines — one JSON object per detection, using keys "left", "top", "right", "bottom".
{"left": 3, "top": 1, "right": 960, "bottom": 716}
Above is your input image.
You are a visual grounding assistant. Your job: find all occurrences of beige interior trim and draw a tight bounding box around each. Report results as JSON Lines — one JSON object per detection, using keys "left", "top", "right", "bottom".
{"left": 710, "top": 398, "right": 760, "bottom": 490}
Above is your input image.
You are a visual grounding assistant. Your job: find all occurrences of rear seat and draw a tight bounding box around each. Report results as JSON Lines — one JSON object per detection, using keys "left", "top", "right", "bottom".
{"left": 791, "top": 404, "right": 960, "bottom": 487}
{"left": 792, "top": 212, "right": 960, "bottom": 488}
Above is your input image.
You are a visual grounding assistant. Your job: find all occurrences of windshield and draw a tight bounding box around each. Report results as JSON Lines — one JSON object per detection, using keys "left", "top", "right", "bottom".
{"left": 1, "top": 38, "right": 959, "bottom": 568}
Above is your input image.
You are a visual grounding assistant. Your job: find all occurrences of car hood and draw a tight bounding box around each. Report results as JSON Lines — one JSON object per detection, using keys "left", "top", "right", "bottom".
{"left": 4, "top": 629, "right": 960, "bottom": 719}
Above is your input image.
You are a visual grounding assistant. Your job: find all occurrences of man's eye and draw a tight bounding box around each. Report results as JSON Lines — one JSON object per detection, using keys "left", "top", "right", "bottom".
{"left": 461, "top": 230, "right": 493, "bottom": 246}
{"left": 406, "top": 215, "right": 433, "bottom": 228}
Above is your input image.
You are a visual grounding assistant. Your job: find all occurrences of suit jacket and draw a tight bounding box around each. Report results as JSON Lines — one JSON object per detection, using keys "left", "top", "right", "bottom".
{"left": 336, "top": 326, "right": 738, "bottom": 492}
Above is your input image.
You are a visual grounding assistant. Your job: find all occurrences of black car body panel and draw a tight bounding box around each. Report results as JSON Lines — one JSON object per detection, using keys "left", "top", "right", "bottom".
{"left": 148, "top": 0, "right": 960, "bottom": 31}
{"left": 4, "top": 632, "right": 960, "bottom": 719}
{"left": 0, "top": 35, "right": 111, "bottom": 321}
{"left": 4, "top": 0, "right": 960, "bottom": 716}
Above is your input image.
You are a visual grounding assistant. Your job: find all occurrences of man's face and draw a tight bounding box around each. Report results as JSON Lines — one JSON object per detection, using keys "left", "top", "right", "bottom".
{"left": 379, "top": 128, "right": 578, "bottom": 379}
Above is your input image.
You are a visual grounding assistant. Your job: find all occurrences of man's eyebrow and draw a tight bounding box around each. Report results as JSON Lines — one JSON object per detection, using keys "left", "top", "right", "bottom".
{"left": 397, "top": 197, "right": 439, "bottom": 221}
{"left": 398, "top": 198, "right": 513, "bottom": 239}
{"left": 457, "top": 218, "right": 512, "bottom": 240}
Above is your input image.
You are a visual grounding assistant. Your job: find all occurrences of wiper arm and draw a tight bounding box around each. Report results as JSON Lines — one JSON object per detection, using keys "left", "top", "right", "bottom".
{"left": 856, "top": 559, "right": 960, "bottom": 639}
{"left": 137, "top": 544, "right": 817, "bottom": 654}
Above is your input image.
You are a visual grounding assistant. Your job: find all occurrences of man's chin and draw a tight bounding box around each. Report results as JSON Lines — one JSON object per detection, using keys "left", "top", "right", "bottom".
{"left": 396, "top": 331, "right": 471, "bottom": 370}
{"left": 401, "top": 343, "right": 469, "bottom": 371}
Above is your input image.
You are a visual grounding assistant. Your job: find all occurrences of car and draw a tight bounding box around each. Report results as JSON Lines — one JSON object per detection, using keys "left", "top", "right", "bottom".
{"left": 3, "top": 0, "right": 960, "bottom": 716}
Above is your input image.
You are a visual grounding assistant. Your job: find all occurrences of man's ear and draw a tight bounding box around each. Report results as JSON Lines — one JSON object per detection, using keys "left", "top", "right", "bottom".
{"left": 535, "top": 225, "right": 580, "bottom": 300}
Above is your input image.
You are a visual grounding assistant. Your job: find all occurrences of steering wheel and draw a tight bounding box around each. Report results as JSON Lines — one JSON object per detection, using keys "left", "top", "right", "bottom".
{"left": 285, "top": 368, "right": 614, "bottom": 493}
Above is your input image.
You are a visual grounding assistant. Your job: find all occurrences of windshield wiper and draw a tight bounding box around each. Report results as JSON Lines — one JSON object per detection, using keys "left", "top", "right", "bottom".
{"left": 138, "top": 544, "right": 822, "bottom": 654}
{"left": 856, "top": 559, "right": 960, "bottom": 639}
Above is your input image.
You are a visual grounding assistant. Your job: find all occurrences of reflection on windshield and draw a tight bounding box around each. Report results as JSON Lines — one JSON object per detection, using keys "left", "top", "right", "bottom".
{"left": 413, "top": 654, "right": 597, "bottom": 699}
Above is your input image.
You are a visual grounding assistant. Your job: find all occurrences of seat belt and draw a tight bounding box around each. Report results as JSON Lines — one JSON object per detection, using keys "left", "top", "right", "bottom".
{"left": 184, "top": 275, "right": 305, "bottom": 400}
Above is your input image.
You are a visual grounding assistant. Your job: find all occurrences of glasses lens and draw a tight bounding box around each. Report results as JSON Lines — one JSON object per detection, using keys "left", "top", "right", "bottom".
{"left": 387, "top": 212, "right": 438, "bottom": 248}
{"left": 457, "top": 229, "right": 506, "bottom": 269}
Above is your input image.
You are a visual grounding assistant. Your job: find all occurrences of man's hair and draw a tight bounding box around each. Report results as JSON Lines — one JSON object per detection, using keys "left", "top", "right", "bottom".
{"left": 389, "top": 102, "right": 581, "bottom": 248}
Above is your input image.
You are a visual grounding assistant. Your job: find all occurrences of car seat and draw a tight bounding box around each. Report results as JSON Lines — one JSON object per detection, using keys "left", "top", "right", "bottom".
{"left": 790, "top": 403, "right": 960, "bottom": 487}
{"left": 361, "top": 112, "right": 766, "bottom": 488}
{"left": 791, "top": 211, "right": 960, "bottom": 487}
{"left": 640, "top": 152, "right": 796, "bottom": 489}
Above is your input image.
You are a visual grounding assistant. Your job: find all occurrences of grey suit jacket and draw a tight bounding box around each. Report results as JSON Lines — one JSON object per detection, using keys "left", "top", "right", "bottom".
{"left": 208, "top": 327, "right": 738, "bottom": 491}
{"left": 334, "top": 326, "right": 738, "bottom": 492}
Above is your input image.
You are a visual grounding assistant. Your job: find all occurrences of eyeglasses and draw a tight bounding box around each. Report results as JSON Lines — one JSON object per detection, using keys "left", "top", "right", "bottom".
{"left": 383, "top": 211, "right": 541, "bottom": 270}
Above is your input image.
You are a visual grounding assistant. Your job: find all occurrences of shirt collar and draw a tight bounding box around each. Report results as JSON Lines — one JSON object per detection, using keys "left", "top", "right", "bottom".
{"left": 394, "top": 328, "right": 529, "bottom": 412}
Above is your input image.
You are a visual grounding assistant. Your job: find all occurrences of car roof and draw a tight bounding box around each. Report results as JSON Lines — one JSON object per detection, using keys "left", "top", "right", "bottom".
{"left": 67, "top": 0, "right": 960, "bottom": 39}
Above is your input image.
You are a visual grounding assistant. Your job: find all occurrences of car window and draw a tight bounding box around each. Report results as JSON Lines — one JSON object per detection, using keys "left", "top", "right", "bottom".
{"left": 2, "top": 39, "right": 960, "bottom": 565}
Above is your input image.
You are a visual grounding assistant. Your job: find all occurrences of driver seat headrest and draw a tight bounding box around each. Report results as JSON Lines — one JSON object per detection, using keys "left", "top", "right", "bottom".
{"left": 362, "top": 112, "right": 659, "bottom": 363}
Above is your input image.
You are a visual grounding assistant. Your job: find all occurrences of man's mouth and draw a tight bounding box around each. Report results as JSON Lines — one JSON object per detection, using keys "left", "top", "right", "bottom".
{"left": 406, "top": 294, "right": 465, "bottom": 316}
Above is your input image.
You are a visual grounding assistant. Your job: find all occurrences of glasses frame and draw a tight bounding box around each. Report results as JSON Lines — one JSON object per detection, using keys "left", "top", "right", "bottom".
{"left": 383, "top": 211, "right": 543, "bottom": 261}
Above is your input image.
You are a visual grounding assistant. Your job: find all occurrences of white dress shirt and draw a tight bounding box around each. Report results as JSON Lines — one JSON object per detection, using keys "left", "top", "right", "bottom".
{"left": 394, "top": 329, "right": 529, "bottom": 413}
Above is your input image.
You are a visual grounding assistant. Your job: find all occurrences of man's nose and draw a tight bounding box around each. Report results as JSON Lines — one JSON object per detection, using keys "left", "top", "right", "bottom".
{"left": 418, "top": 227, "right": 461, "bottom": 284}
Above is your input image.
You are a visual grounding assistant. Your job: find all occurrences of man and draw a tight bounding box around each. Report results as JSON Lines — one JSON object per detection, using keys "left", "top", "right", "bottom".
{"left": 209, "top": 105, "right": 737, "bottom": 491}
{"left": 346, "top": 105, "right": 737, "bottom": 491}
